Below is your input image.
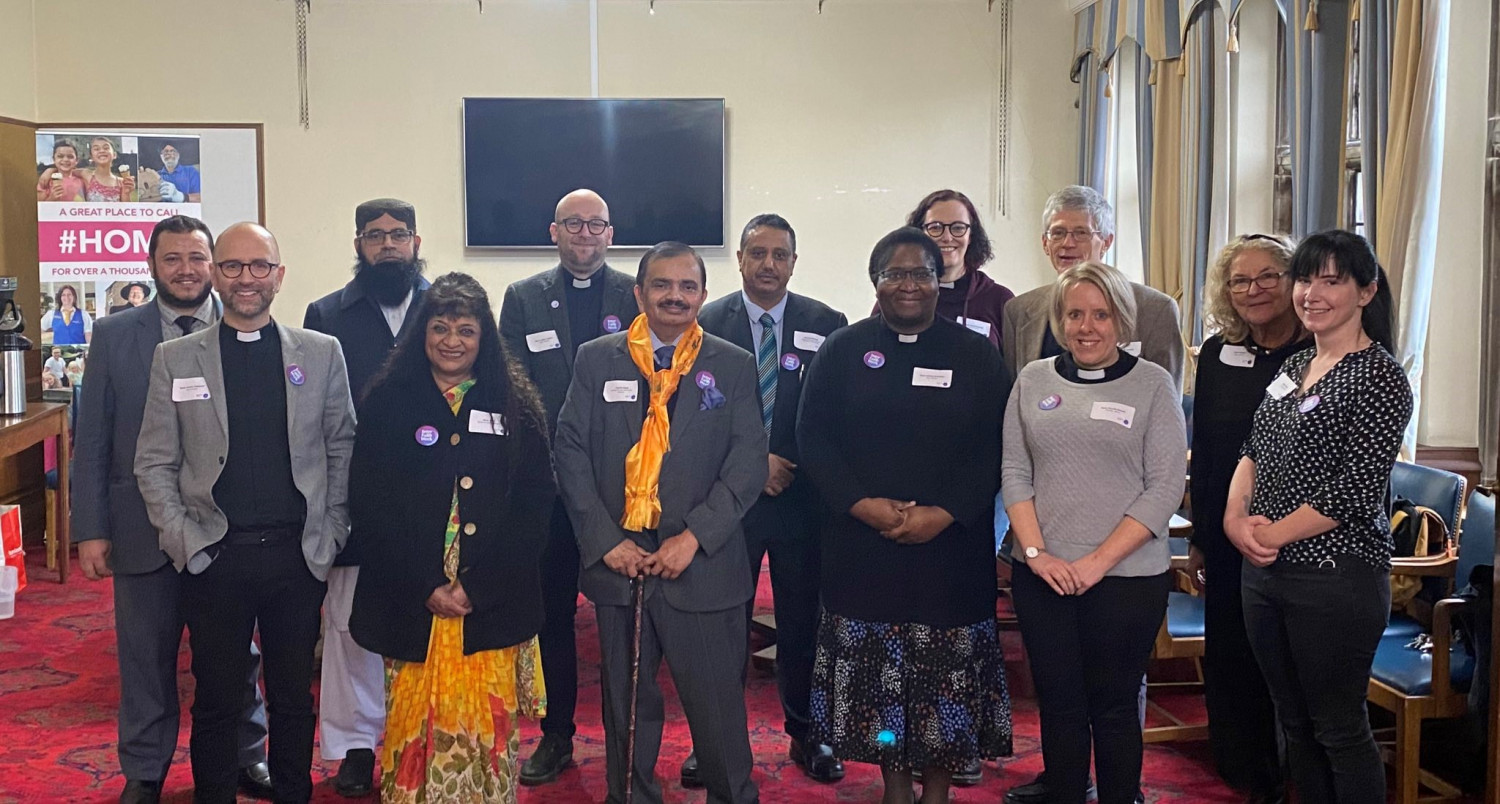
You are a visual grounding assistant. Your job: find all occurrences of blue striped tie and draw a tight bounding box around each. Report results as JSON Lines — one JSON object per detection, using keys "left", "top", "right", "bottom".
{"left": 757, "top": 313, "right": 777, "bottom": 434}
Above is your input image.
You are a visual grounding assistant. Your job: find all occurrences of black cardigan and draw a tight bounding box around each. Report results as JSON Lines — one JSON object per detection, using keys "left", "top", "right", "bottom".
{"left": 348, "top": 372, "right": 555, "bottom": 662}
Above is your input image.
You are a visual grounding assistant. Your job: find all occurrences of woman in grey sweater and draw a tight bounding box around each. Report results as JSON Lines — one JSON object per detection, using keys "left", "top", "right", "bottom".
{"left": 1001, "top": 261, "right": 1186, "bottom": 804}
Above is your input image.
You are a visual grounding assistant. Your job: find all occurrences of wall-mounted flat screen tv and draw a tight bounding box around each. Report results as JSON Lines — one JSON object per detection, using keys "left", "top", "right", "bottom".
{"left": 463, "top": 98, "right": 726, "bottom": 248}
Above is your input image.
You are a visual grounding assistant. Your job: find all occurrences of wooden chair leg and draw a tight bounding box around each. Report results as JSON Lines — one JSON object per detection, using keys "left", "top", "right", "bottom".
{"left": 1394, "top": 699, "right": 1422, "bottom": 804}
{"left": 44, "top": 489, "right": 56, "bottom": 571}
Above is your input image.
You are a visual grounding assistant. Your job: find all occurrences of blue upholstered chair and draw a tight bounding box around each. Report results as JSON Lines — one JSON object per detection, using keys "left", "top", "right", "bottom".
{"left": 1368, "top": 489, "right": 1494, "bottom": 804}
{"left": 1386, "top": 462, "right": 1467, "bottom": 639}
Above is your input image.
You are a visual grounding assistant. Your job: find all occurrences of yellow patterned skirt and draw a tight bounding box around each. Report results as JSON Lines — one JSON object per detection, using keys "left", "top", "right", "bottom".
{"left": 381, "top": 620, "right": 545, "bottom": 804}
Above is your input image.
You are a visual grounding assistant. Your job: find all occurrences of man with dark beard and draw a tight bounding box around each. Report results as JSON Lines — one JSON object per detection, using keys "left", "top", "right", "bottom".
{"left": 76, "top": 215, "right": 273, "bottom": 804}
{"left": 303, "top": 198, "right": 429, "bottom": 797}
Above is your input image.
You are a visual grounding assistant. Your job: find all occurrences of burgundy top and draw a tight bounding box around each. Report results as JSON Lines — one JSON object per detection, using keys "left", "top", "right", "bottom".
{"left": 874, "top": 268, "right": 1014, "bottom": 353}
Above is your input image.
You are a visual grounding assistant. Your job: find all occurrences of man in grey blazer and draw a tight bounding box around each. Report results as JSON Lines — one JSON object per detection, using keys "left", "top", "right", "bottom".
{"left": 75, "top": 216, "right": 271, "bottom": 804}
{"left": 555, "top": 242, "right": 768, "bottom": 804}
{"left": 135, "top": 222, "right": 357, "bottom": 804}
{"left": 502, "top": 188, "right": 640, "bottom": 785}
{"left": 1002, "top": 185, "right": 1184, "bottom": 393}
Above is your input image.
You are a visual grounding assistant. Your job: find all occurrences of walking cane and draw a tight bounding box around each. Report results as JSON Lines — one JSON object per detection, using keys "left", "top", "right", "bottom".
{"left": 625, "top": 573, "right": 645, "bottom": 804}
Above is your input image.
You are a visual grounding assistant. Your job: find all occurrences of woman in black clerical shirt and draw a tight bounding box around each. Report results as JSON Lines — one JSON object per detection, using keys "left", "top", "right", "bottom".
{"left": 1187, "top": 233, "right": 1307, "bottom": 802}
{"left": 1225, "top": 230, "right": 1411, "bottom": 804}
{"left": 797, "top": 227, "right": 1012, "bottom": 804}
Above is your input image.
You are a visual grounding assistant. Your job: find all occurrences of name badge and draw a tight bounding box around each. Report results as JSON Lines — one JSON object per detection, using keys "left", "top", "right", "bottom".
{"left": 1267, "top": 373, "right": 1297, "bottom": 399}
{"left": 1090, "top": 401, "right": 1136, "bottom": 428}
{"left": 957, "top": 317, "right": 992, "bottom": 337}
{"left": 1219, "top": 345, "right": 1255, "bottom": 368}
{"left": 603, "top": 380, "right": 639, "bottom": 403}
{"left": 526, "top": 330, "right": 562, "bottom": 352}
{"left": 1121, "top": 341, "right": 1143, "bottom": 356}
{"left": 468, "top": 409, "right": 507, "bottom": 435}
{"left": 171, "top": 377, "right": 211, "bottom": 402}
{"left": 911, "top": 367, "right": 953, "bottom": 389}
{"left": 792, "top": 330, "right": 825, "bottom": 351}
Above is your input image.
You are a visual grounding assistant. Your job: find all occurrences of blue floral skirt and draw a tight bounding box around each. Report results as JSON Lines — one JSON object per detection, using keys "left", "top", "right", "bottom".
{"left": 808, "top": 610, "right": 1012, "bottom": 772}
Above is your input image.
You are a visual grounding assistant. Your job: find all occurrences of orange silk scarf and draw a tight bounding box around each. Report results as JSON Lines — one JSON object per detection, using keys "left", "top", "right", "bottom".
{"left": 620, "top": 313, "right": 704, "bottom": 531}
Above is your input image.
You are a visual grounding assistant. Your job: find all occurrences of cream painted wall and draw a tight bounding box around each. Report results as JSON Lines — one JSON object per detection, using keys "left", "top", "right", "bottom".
{"left": 0, "top": 0, "right": 36, "bottom": 120}
{"left": 30, "top": 0, "right": 1076, "bottom": 326}
{"left": 1419, "top": 0, "right": 1488, "bottom": 448}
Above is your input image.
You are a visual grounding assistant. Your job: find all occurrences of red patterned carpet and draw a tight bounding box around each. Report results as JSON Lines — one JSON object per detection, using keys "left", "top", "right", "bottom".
{"left": 0, "top": 554, "right": 1237, "bottom": 803}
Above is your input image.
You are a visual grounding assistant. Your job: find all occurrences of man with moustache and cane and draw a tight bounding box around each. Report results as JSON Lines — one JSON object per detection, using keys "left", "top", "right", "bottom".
{"left": 303, "top": 198, "right": 430, "bottom": 797}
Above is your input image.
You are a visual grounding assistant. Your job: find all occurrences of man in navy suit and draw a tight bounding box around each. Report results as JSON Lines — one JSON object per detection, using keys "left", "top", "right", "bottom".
{"left": 74, "top": 215, "right": 272, "bottom": 804}
{"left": 303, "top": 198, "right": 430, "bottom": 798}
{"left": 697, "top": 214, "right": 848, "bottom": 785}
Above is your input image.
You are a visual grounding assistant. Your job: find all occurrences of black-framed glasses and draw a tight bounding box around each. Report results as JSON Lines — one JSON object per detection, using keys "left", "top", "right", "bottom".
{"left": 1228, "top": 270, "right": 1288, "bottom": 294}
{"left": 1045, "top": 227, "right": 1102, "bottom": 243}
{"left": 216, "top": 259, "right": 278, "bottom": 278}
{"left": 559, "top": 217, "right": 610, "bottom": 235}
{"left": 922, "top": 221, "right": 970, "bottom": 238}
{"left": 359, "top": 228, "right": 414, "bottom": 245}
{"left": 876, "top": 267, "right": 938, "bottom": 286}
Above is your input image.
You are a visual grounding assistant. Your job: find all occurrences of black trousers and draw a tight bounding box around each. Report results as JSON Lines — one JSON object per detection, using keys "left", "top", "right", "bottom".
{"left": 742, "top": 508, "right": 821, "bottom": 743}
{"left": 1242, "top": 558, "right": 1389, "bottom": 804}
{"left": 1012, "top": 564, "right": 1170, "bottom": 804}
{"left": 538, "top": 499, "right": 581, "bottom": 739}
{"left": 1201, "top": 542, "right": 1283, "bottom": 795}
{"left": 180, "top": 535, "right": 325, "bottom": 804}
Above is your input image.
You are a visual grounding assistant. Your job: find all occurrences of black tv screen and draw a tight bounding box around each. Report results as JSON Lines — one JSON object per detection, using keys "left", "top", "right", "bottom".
{"left": 463, "top": 98, "right": 726, "bottom": 248}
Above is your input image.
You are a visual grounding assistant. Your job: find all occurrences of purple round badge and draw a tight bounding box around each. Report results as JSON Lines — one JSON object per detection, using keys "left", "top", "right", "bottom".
{"left": 287, "top": 364, "right": 305, "bottom": 386}
{"left": 1039, "top": 394, "right": 1062, "bottom": 411}
{"left": 1298, "top": 394, "right": 1322, "bottom": 413}
{"left": 602, "top": 314, "right": 622, "bottom": 333}
{"left": 863, "top": 350, "right": 885, "bottom": 369}
{"left": 780, "top": 352, "right": 801, "bottom": 371}
{"left": 415, "top": 425, "right": 439, "bottom": 447}
{"left": 695, "top": 370, "right": 716, "bottom": 389}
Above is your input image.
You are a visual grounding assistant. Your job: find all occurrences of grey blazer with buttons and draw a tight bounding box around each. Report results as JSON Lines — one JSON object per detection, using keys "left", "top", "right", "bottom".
{"left": 133, "top": 321, "right": 357, "bottom": 580}
{"left": 554, "top": 329, "right": 769, "bottom": 612}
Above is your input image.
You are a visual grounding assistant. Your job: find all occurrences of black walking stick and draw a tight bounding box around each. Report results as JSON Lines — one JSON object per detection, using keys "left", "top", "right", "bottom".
{"left": 625, "top": 573, "right": 645, "bottom": 804}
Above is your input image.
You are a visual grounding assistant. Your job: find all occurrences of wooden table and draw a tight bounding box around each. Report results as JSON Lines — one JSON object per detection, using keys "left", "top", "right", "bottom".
{"left": 0, "top": 403, "right": 69, "bottom": 582}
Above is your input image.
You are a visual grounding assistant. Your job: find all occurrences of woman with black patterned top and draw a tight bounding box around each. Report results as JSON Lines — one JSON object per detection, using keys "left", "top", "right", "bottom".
{"left": 1225, "top": 230, "right": 1412, "bottom": 804}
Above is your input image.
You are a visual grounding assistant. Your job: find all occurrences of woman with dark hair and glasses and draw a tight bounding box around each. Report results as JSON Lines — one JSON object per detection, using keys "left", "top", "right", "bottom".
{"left": 349, "top": 273, "right": 554, "bottom": 803}
{"left": 1225, "top": 230, "right": 1411, "bottom": 803}
{"left": 799, "top": 227, "right": 1012, "bottom": 804}
{"left": 1187, "top": 233, "right": 1307, "bottom": 802}
{"left": 874, "top": 190, "right": 1013, "bottom": 353}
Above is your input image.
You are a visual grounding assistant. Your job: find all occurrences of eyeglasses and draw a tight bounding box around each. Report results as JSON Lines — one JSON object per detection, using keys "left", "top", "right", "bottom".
{"left": 558, "top": 217, "right": 610, "bottom": 235}
{"left": 359, "top": 228, "right": 414, "bottom": 245}
{"left": 1228, "top": 270, "right": 1288, "bottom": 294}
{"left": 217, "top": 260, "right": 278, "bottom": 278}
{"left": 876, "top": 267, "right": 938, "bottom": 286}
{"left": 922, "top": 221, "right": 970, "bottom": 238}
{"left": 1046, "top": 227, "right": 1102, "bottom": 243}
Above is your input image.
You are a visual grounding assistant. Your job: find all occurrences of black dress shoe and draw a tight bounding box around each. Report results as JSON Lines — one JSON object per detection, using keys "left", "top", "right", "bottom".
{"left": 334, "top": 748, "right": 376, "bottom": 797}
{"left": 1005, "top": 773, "right": 1098, "bottom": 803}
{"left": 237, "top": 761, "right": 275, "bottom": 800}
{"left": 120, "top": 779, "right": 162, "bottom": 804}
{"left": 520, "top": 734, "right": 574, "bottom": 786}
{"left": 680, "top": 752, "right": 703, "bottom": 789}
{"left": 789, "top": 738, "right": 845, "bottom": 783}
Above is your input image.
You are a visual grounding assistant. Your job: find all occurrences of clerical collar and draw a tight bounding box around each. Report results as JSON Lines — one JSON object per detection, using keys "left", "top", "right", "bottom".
{"left": 561, "top": 264, "right": 603, "bottom": 289}
{"left": 224, "top": 320, "right": 275, "bottom": 343}
{"left": 573, "top": 277, "right": 592, "bottom": 289}
{"left": 1055, "top": 349, "right": 1137, "bottom": 383}
{"left": 938, "top": 272, "right": 971, "bottom": 293}
{"left": 898, "top": 333, "right": 918, "bottom": 343}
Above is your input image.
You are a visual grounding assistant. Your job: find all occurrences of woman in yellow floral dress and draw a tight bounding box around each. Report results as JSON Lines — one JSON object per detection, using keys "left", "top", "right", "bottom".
{"left": 349, "top": 273, "right": 556, "bottom": 803}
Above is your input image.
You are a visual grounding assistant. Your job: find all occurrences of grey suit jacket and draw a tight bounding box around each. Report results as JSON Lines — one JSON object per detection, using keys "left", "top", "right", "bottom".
{"left": 1002, "top": 280, "right": 1185, "bottom": 392}
{"left": 134, "top": 321, "right": 357, "bottom": 580}
{"left": 500, "top": 264, "right": 639, "bottom": 433}
{"left": 554, "top": 329, "right": 769, "bottom": 612}
{"left": 74, "top": 302, "right": 182, "bottom": 575}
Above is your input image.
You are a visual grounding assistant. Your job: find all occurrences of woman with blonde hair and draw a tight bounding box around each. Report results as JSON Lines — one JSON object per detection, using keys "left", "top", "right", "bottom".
{"left": 1187, "top": 233, "right": 1307, "bottom": 802}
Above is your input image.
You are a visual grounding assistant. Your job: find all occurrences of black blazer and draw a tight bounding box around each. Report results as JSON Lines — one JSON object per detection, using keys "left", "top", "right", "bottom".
{"left": 698, "top": 290, "right": 848, "bottom": 539}
{"left": 499, "top": 264, "right": 639, "bottom": 434}
{"left": 348, "top": 373, "right": 555, "bottom": 662}
{"left": 304, "top": 275, "right": 430, "bottom": 565}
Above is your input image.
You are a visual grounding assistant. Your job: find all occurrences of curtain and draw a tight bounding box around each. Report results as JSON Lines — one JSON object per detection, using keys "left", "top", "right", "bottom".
{"left": 1483, "top": 0, "right": 1500, "bottom": 487}
{"left": 1285, "top": 0, "right": 1353, "bottom": 235}
{"left": 1077, "top": 4, "right": 1112, "bottom": 190}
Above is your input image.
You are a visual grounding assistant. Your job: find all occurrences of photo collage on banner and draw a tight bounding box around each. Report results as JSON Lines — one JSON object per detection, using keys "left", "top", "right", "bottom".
{"left": 35, "top": 132, "right": 205, "bottom": 388}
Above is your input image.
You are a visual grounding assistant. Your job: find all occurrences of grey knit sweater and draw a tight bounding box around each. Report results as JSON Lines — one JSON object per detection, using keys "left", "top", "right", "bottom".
{"left": 1001, "top": 356, "right": 1187, "bottom": 577}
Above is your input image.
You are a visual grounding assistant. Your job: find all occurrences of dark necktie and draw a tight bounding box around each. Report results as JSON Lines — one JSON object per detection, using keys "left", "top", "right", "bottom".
{"left": 174, "top": 316, "right": 196, "bottom": 337}
{"left": 756, "top": 313, "right": 777, "bottom": 433}
{"left": 654, "top": 345, "right": 675, "bottom": 371}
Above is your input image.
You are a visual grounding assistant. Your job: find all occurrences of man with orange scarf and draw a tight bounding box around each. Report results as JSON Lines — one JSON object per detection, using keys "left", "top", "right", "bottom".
{"left": 555, "top": 241, "right": 768, "bottom": 804}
